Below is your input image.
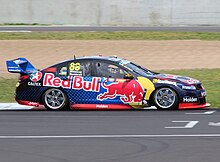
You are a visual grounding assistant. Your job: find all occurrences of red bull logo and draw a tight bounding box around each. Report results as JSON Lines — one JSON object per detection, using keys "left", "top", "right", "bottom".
{"left": 97, "top": 80, "right": 144, "bottom": 103}
{"left": 43, "top": 73, "right": 145, "bottom": 104}
{"left": 43, "top": 73, "right": 100, "bottom": 91}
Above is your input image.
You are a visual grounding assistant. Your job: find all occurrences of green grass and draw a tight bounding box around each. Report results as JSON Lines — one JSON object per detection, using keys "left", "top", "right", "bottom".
{"left": 0, "top": 69, "right": 219, "bottom": 107}
{"left": 0, "top": 31, "right": 220, "bottom": 40}
{"left": 0, "top": 77, "right": 17, "bottom": 102}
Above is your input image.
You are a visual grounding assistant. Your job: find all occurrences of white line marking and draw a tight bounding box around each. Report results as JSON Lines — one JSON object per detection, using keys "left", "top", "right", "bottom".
{"left": 0, "top": 103, "right": 33, "bottom": 110}
{"left": 143, "top": 106, "right": 157, "bottom": 109}
{"left": 185, "top": 111, "right": 216, "bottom": 115}
{"left": 165, "top": 121, "right": 199, "bottom": 129}
{"left": 0, "top": 134, "right": 219, "bottom": 139}
{"left": 209, "top": 122, "right": 220, "bottom": 126}
{"left": 0, "top": 30, "right": 32, "bottom": 33}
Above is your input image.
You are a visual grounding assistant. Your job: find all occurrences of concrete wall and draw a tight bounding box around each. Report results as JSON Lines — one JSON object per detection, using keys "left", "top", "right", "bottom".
{"left": 0, "top": 0, "right": 220, "bottom": 26}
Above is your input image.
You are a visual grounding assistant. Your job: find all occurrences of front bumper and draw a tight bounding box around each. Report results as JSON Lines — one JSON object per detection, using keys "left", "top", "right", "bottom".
{"left": 178, "top": 88, "right": 209, "bottom": 109}
{"left": 179, "top": 103, "right": 210, "bottom": 109}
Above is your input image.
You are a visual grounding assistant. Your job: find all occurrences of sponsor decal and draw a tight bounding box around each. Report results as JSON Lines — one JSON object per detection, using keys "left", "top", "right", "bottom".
{"left": 164, "top": 74, "right": 176, "bottom": 79}
{"left": 72, "top": 76, "right": 100, "bottom": 92}
{"left": 43, "top": 73, "right": 100, "bottom": 92}
{"left": 153, "top": 79, "right": 177, "bottom": 86}
{"left": 181, "top": 85, "right": 196, "bottom": 90}
{"left": 43, "top": 73, "right": 72, "bottom": 88}
{"left": 18, "top": 100, "right": 39, "bottom": 107}
{"left": 119, "top": 60, "right": 130, "bottom": 66}
{"left": 156, "top": 74, "right": 200, "bottom": 85}
{"left": 43, "top": 73, "right": 146, "bottom": 104}
{"left": 97, "top": 80, "right": 144, "bottom": 103}
{"left": 8, "top": 67, "right": 21, "bottom": 72}
{"left": 183, "top": 97, "right": 198, "bottom": 102}
{"left": 116, "top": 78, "right": 126, "bottom": 82}
{"left": 28, "top": 102, "right": 39, "bottom": 106}
{"left": 184, "top": 79, "right": 199, "bottom": 84}
{"left": 28, "top": 82, "right": 41, "bottom": 86}
{"left": 70, "top": 71, "right": 82, "bottom": 76}
{"left": 30, "top": 71, "right": 42, "bottom": 82}
{"left": 59, "top": 67, "right": 67, "bottom": 76}
{"left": 96, "top": 105, "right": 109, "bottom": 108}
{"left": 108, "top": 78, "right": 115, "bottom": 82}
{"left": 201, "top": 91, "right": 206, "bottom": 97}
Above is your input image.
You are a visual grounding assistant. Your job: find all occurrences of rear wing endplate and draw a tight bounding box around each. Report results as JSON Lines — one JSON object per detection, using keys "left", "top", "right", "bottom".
{"left": 6, "top": 58, "right": 37, "bottom": 74}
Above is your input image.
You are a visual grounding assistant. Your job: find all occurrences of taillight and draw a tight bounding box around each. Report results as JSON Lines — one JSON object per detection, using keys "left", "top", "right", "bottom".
{"left": 19, "top": 75, "right": 29, "bottom": 81}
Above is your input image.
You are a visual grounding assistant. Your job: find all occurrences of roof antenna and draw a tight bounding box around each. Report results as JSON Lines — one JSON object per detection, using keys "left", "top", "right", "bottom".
{"left": 74, "top": 55, "right": 76, "bottom": 60}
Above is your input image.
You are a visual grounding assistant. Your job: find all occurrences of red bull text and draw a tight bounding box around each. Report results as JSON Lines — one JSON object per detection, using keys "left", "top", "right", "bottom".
{"left": 43, "top": 73, "right": 100, "bottom": 92}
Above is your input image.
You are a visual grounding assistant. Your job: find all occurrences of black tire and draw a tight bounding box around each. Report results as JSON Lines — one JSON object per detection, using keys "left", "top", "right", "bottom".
{"left": 153, "top": 87, "right": 178, "bottom": 110}
{"left": 42, "top": 88, "right": 68, "bottom": 110}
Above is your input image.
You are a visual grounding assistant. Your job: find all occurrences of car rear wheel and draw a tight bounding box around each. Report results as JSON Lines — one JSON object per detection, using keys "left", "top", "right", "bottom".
{"left": 153, "top": 87, "right": 178, "bottom": 110}
{"left": 42, "top": 88, "right": 68, "bottom": 110}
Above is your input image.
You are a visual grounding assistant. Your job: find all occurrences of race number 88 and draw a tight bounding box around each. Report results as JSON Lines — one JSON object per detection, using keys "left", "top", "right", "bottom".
{"left": 69, "top": 62, "right": 80, "bottom": 71}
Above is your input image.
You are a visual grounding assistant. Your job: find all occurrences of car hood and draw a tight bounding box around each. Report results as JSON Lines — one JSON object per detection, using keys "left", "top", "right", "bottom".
{"left": 154, "top": 74, "right": 200, "bottom": 84}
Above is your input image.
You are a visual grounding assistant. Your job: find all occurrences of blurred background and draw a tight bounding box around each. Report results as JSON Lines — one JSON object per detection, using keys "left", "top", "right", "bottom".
{"left": 0, "top": 0, "right": 220, "bottom": 26}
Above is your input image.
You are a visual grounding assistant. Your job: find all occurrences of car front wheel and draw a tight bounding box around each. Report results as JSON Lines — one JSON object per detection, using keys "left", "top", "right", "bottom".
{"left": 42, "top": 88, "right": 68, "bottom": 110}
{"left": 153, "top": 87, "right": 178, "bottom": 110}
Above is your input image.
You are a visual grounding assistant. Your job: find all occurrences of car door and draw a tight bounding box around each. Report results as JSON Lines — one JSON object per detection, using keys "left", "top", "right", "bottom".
{"left": 94, "top": 60, "right": 144, "bottom": 106}
{"left": 56, "top": 59, "right": 101, "bottom": 105}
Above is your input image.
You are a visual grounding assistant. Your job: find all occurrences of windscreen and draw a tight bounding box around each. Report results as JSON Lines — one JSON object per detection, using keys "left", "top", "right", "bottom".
{"left": 120, "top": 60, "right": 156, "bottom": 77}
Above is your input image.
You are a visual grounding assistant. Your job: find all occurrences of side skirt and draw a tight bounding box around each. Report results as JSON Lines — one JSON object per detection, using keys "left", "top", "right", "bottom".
{"left": 70, "top": 104, "right": 132, "bottom": 110}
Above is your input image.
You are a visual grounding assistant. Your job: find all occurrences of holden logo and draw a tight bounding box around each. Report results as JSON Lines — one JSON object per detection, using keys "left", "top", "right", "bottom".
{"left": 30, "top": 71, "right": 42, "bottom": 82}
{"left": 183, "top": 97, "right": 197, "bottom": 102}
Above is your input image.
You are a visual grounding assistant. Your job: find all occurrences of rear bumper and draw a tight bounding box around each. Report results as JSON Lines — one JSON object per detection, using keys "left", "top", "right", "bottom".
{"left": 16, "top": 99, "right": 40, "bottom": 107}
{"left": 15, "top": 99, "right": 45, "bottom": 110}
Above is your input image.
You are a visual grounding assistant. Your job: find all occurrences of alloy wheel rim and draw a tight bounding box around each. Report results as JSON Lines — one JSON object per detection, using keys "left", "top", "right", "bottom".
{"left": 45, "top": 89, "right": 65, "bottom": 109}
{"left": 155, "top": 88, "right": 176, "bottom": 109}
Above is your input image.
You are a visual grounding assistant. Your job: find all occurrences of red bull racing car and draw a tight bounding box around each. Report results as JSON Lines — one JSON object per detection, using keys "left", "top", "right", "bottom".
{"left": 6, "top": 56, "right": 210, "bottom": 110}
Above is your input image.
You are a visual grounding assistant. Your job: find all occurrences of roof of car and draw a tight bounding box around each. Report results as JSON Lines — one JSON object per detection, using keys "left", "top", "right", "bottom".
{"left": 49, "top": 55, "right": 129, "bottom": 68}
{"left": 69, "top": 55, "right": 124, "bottom": 62}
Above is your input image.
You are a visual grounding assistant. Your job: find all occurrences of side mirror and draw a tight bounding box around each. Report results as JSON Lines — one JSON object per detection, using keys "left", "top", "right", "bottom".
{"left": 124, "top": 73, "right": 134, "bottom": 80}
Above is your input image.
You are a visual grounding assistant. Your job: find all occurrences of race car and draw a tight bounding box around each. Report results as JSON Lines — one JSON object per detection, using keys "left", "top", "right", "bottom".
{"left": 6, "top": 56, "right": 210, "bottom": 110}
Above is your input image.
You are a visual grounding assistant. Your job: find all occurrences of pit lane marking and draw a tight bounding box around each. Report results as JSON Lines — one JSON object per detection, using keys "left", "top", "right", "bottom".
{"left": 185, "top": 111, "right": 216, "bottom": 115}
{"left": 165, "top": 121, "right": 199, "bottom": 129}
{"left": 0, "top": 134, "right": 220, "bottom": 139}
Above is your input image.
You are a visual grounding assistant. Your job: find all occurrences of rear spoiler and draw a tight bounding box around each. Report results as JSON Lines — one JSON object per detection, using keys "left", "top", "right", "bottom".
{"left": 6, "top": 58, "right": 37, "bottom": 74}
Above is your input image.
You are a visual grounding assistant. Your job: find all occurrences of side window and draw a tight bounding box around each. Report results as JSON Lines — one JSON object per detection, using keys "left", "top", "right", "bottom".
{"left": 57, "top": 62, "right": 68, "bottom": 76}
{"left": 95, "top": 61, "right": 127, "bottom": 79}
{"left": 68, "top": 61, "right": 92, "bottom": 76}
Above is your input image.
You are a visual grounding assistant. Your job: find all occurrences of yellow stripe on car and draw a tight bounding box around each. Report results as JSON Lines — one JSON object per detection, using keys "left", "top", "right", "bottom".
{"left": 137, "top": 77, "right": 155, "bottom": 100}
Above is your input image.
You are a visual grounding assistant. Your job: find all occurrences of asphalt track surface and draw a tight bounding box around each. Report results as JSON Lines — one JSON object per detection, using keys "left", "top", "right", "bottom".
{"left": 0, "top": 108, "right": 220, "bottom": 162}
{"left": 0, "top": 26, "right": 220, "bottom": 32}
